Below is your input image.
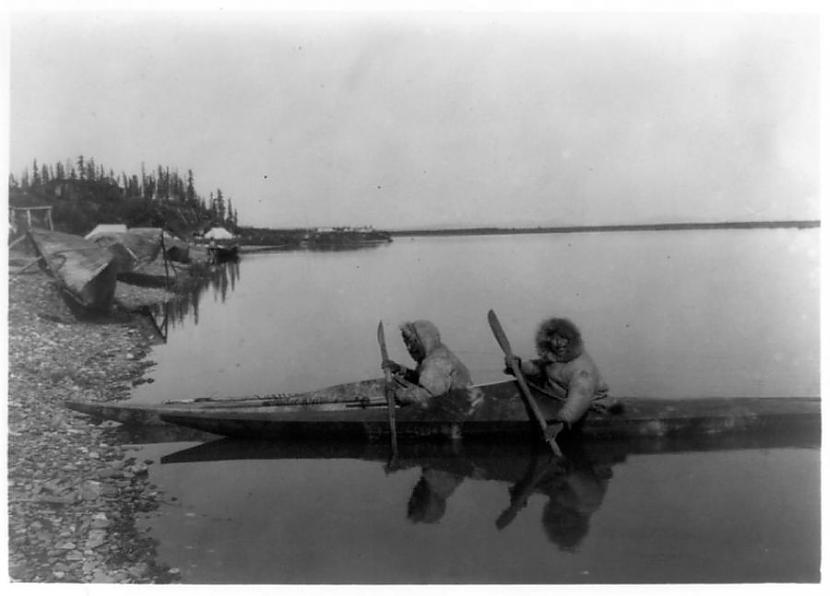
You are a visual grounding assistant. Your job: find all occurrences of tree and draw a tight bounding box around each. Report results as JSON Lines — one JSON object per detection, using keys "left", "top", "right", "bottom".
{"left": 10, "top": 155, "right": 239, "bottom": 236}
{"left": 214, "top": 188, "right": 226, "bottom": 222}
{"left": 156, "top": 165, "right": 167, "bottom": 200}
{"left": 226, "top": 198, "right": 233, "bottom": 225}
{"left": 143, "top": 174, "right": 156, "bottom": 202}
{"left": 186, "top": 169, "right": 196, "bottom": 205}
{"left": 128, "top": 175, "right": 141, "bottom": 197}
{"left": 85, "top": 157, "right": 96, "bottom": 182}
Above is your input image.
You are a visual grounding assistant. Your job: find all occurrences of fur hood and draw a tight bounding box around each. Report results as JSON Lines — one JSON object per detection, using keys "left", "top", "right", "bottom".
{"left": 401, "top": 320, "right": 442, "bottom": 354}
{"left": 534, "top": 317, "right": 584, "bottom": 362}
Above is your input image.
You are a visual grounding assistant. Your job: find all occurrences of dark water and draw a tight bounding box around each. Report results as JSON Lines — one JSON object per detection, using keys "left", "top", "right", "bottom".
{"left": 130, "top": 437, "right": 819, "bottom": 584}
{"left": 123, "top": 230, "right": 820, "bottom": 583}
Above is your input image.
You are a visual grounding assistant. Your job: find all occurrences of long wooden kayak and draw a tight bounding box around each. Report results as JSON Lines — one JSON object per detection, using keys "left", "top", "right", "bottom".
{"left": 29, "top": 229, "right": 118, "bottom": 312}
{"left": 65, "top": 378, "right": 820, "bottom": 444}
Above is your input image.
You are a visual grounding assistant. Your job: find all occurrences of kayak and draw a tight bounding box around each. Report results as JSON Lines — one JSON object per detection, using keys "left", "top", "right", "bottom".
{"left": 65, "top": 377, "right": 820, "bottom": 444}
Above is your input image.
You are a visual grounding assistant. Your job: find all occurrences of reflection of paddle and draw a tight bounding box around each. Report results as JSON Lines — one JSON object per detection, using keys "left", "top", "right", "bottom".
{"left": 496, "top": 455, "right": 559, "bottom": 530}
{"left": 377, "top": 321, "right": 399, "bottom": 458}
{"left": 488, "top": 310, "right": 563, "bottom": 456}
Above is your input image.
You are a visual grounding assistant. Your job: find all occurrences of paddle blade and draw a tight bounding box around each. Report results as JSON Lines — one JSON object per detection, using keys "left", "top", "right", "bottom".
{"left": 487, "top": 309, "right": 514, "bottom": 357}
{"left": 377, "top": 320, "right": 389, "bottom": 363}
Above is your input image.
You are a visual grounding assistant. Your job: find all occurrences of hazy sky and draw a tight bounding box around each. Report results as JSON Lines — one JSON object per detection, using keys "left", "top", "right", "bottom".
{"left": 8, "top": 10, "right": 820, "bottom": 229}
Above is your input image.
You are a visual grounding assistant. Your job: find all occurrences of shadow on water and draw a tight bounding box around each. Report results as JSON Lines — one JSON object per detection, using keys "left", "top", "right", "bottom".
{"left": 139, "top": 260, "right": 241, "bottom": 339}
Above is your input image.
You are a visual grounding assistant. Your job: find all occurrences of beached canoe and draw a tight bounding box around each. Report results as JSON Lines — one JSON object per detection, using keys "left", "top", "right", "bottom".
{"left": 86, "top": 227, "right": 190, "bottom": 286}
{"left": 64, "top": 378, "right": 820, "bottom": 444}
{"left": 28, "top": 229, "right": 118, "bottom": 312}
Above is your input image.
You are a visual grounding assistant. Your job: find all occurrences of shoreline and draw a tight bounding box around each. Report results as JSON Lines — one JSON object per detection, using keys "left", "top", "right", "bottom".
{"left": 7, "top": 269, "right": 190, "bottom": 583}
{"left": 388, "top": 219, "right": 820, "bottom": 237}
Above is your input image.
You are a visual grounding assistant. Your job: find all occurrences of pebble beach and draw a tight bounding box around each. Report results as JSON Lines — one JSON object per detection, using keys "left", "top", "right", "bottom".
{"left": 7, "top": 269, "right": 187, "bottom": 583}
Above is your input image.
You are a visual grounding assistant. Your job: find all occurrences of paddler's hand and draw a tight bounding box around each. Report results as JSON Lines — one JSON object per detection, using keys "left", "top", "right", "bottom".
{"left": 382, "top": 359, "right": 403, "bottom": 375}
{"left": 392, "top": 375, "right": 416, "bottom": 389}
{"left": 503, "top": 355, "right": 521, "bottom": 376}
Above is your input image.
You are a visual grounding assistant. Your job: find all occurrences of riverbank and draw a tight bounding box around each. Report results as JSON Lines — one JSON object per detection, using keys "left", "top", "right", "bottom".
{"left": 7, "top": 270, "right": 183, "bottom": 583}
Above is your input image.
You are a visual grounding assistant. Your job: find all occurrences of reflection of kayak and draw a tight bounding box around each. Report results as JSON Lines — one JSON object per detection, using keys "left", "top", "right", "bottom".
{"left": 65, "top": 377, "right": 820, "bottom": 444}
{"left": 28, "top": 229, "right": 117, "bottom": 312}
{"left": 160, "top": 426, "right": 819, "bottom": 466}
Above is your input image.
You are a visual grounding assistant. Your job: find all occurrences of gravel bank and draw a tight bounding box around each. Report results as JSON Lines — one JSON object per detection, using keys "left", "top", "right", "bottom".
{"left": 7, "top": 270, "right": 183, "bottom": 583}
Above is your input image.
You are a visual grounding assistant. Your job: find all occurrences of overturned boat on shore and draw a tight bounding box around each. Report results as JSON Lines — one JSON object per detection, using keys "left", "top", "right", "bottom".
{"left": 28, "top": 228, "right": 118, "bottom": 312}
{"left": 64, "top": 377, "right": 820, "bottom": 445}
{"left": 86, "top": 227, "right": 190, "bottom": 286}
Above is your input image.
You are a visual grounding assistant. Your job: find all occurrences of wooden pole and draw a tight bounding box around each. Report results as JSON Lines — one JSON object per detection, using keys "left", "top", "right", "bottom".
{"left": 159, "top": 230, "right": 170, "bottom": 287}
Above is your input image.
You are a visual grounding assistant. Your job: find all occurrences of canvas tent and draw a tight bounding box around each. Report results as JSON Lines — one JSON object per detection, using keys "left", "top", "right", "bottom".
{"left": 84, "top": 224, "right": 127, "bottom": 239}
{"left": 204, "top": 227, "right": 235, "bottom": 240}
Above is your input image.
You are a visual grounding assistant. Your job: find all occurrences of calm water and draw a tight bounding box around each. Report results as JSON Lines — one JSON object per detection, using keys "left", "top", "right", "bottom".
{"left": 125, "top": 229, "right": 820, "bottom": 583}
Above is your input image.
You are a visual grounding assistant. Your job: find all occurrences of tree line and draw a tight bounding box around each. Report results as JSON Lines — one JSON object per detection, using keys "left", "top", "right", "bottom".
{"left": 8, "top": 155, "right": 239, "bottom": 237}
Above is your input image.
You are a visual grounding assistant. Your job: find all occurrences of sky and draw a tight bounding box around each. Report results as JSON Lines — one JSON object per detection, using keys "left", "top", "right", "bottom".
{"left": 6, "top": 6, "right": 822, "bottom": 230}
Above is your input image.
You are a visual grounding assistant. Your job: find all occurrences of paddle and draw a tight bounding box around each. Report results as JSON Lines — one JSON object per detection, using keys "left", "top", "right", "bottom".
{"left": 377, "top": 321, "right": 399, "bottom": 457}
{"left": 487, "top": 309, "right": 563, "bottom": 456}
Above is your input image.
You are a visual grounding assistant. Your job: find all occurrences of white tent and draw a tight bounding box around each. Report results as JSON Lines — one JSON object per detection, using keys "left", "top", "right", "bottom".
{"left": 204, "top": 227, "right": 235, "bottom": 240}
{"left": 85, "top": 224, "right": 127, "bottom": 239}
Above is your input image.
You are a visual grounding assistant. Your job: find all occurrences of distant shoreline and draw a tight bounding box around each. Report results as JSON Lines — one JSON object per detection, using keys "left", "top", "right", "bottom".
{"left": 388, "top": 220, "right": 820, "bottom": 237}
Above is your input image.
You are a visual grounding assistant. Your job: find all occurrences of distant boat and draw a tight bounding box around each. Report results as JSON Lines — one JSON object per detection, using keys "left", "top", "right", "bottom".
{"left": 28, "top": 228, "right": 118, "bottom": 312}
{"left": 210, "top": 243, "right": 239, "bottom": 262}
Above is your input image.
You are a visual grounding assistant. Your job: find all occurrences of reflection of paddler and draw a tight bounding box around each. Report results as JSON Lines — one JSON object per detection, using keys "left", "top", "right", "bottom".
{"left": 407, "top": 468, "right": 465, "bottom": 524}
{"left": 497, "top": 443, "right": 619, "bottom": 550}
{"left": 539, "top": 455, "right": 613, "bottom": 551}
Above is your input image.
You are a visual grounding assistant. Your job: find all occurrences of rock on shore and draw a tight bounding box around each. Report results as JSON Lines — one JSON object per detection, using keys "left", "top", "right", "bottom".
{"left": 7, "top": 271, "right": 181, "bottom": 583}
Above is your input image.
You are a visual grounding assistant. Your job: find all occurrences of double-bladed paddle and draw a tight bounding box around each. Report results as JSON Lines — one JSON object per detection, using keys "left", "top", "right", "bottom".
{"left": 487, "top": 309, "right": 563, "bottom": 456}
{"left": 377, "top": 321, "right": 399, "bottom": 456}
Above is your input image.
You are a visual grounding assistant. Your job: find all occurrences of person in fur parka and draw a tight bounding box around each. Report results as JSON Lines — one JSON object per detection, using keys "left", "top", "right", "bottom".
{"left": 383, "top": 320, "right": 474, "bottom": 406}
{"left": 506, "top": 317, "right": 609, "bottom": 427}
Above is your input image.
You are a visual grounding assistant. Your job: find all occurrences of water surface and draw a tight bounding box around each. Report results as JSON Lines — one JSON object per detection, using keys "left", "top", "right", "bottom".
{"left": 134, "top": 229, "right": 820, "bottom": 401}
{"left": 125, "top": 229, "right": 820, "bottom": 583}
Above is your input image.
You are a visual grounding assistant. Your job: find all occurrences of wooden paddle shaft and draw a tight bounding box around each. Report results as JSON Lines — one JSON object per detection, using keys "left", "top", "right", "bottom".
{"left": 488, "top": 310, "right": 562, "bottom": 456}
{"left": 377, "top": 321, "right": 398, "bottom": 446}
